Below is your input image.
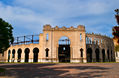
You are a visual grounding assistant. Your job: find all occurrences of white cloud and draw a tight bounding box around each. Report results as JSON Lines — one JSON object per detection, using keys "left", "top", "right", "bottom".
{"left": 0, "top": 0, "right": 119, "bottom": 37}
{"left": 0, "top": 2, "right": 55, "bottom": 36}
{"left": 13, "top": 0, "right": 113, "bottom": 15}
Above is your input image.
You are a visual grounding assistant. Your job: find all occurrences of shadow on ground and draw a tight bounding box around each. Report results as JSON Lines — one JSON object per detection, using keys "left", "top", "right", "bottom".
{"left": 0, "top": 63, "right": 110, "bottom": 78}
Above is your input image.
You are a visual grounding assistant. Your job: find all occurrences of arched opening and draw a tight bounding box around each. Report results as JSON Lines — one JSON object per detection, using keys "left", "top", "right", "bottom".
{"left": 45, "top": 48, "right": 49, "bottom": 57}
{"left": 12, "top": 49, "right": 15, "bottom": 62}
{"left": 80, "top": 48, "right": 83, "bottom": 58}
{"left": 58, "top": 36, "right": 70, "bottom": 62}
{"left": 102, "top": 49, "right": 105, "bottom": 62}
{"left": 87, "top": 48, "right": 92, "bottom": 62}
{"left": 33, "top": 47, "right": 39, "bottom": 62}
{"left": 107, "top": 49, "right": 110, "bottom": 62}
{"left": 80, "top": 48, "right": 83, "bottom": 62}
{"left": 8, "top": 50, "right": 11, "bottom": 62}
{"left": 95, "top": 48, "right": 100, "bottom": 62}
{"left": 24, "top": 48, "right": 30, "bottom": 62}
{"left": 111, "top": 50, "right": 113, "bottom": 62}
{"left": 17, "top": 49, "right": 22, "bottom": 62}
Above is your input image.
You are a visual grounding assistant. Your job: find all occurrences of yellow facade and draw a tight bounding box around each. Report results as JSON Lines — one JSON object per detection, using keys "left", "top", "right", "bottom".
{"left": 0, "top": 25, "right": 115, "bottom": 63}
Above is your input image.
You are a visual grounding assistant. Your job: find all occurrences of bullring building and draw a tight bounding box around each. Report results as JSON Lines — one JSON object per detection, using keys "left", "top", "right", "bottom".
{"left": 0, "top": 25, "right": 115, "bottom": 63}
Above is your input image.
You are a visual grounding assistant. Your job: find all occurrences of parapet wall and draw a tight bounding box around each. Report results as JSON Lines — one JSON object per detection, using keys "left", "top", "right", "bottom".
{"left": 43, "top": 24, "right": 85, "bottom": 31}
{"left": 86, "top": 33, "right": 114, "bottom": 47}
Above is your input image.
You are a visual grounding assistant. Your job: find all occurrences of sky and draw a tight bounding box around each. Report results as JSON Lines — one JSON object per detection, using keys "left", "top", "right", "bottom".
{"left": 0, "top": 0, "right": 119, "bottom": 37}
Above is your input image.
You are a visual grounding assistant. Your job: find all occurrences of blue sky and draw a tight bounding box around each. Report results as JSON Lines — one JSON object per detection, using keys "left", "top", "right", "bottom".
{"left": 0, "top": 0, "right": 119, "bottom": 37}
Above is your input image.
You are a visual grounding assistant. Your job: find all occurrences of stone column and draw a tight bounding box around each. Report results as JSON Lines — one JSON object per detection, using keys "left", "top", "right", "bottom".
{"left": 38, "top": 52, "right": 41, "bottom": 62}
{"left": 56, "top": 47, "right": 58, "bottom": 63}
{"left": 21, "top": 49, "right": 25, "bottom": 62}
{"left": 92, "top": 38, "right": 96, "bottom": 62}
{"left": 29, "top": 48, "right": 33, "bottom": 62}
{"left": 83, "top": 47, "right": 87, "bottom": 63}
{"left": 10, "top": 51, "right": 12, "bottom": 62}
{"left": 92, "top": 47, "right": 96, "bottom": 62}
{"left": 105, "top": 48, "right": 108, "bottom": 62}
{"left": 70, "top": 47, "right": 72, "bottom": 62}
{"left": 70, "top": 47, "right": 74, "bottom": 63}
{"left": 110, "top": 50, "right": 113, "bottom": 62}
{"left": 112, "top": 49, "right": 115, "bottom": 62}
{"left": 92, "top": 37, "right": 95, "bottom": 62}
{"left": 15, "top": 50, "right": 17, "bottom": 62}
{"left": 99, "top": 48, "right": 102, "bottom": 62}
{"left": 109, "top": 48, "right": 111, "bottom": 62}
{"left": 99, "top": 40, "right": 102, "bottom": 62}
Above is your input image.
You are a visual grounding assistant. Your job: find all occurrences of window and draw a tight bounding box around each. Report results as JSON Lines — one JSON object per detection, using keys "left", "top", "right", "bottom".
{"left": 46, "top": 33, "right": 49, "bottom": 41}
{"left": 80, "top": 33, "right": 82, "bottom": 41}
{"left": 87, "top": 37, "right": 92, "bottom": 44}
{"left": 90, "top": 38, "right": 92, "bottom": 44}
{"left": 98, "top": 40, "right": 99, "bottom": 45}
{"left": 12, "top": 49, "right": 15, "bottom": 58}
{"left": 94, "top": 38, "right": 96, "bottom": 44}
{"left": 45, "top": 48, "right": 49, "bottom": 57}
{"left": 80, "top": 48, "right": 83, "bottom": 57}
{"left": 101, "top": 39, "right": 103, "bottom": 44}
{"left": 86, "top": 37, "right": 88, "bottom": 44}
{"left": 86, "top": 37, "right": 89, "bottom": 44}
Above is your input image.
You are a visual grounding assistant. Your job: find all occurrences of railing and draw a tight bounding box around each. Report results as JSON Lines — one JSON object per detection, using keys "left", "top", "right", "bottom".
{"left": 12, "top": 34, "right": 39, "bottom": 45}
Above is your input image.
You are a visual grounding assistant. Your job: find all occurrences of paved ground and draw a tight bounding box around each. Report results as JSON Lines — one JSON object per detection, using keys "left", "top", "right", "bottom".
{"left": 0, "top": 63, "right": 119, "bottom": 78}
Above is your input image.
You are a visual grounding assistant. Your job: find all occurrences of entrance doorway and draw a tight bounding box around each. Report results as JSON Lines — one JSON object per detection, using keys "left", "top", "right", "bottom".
{"left": 33, "top": 47, "right": 39, "bottom": 62}
{"left": 87, "top": 48, "right": 92, "bottom": 62}
{"left": 95, "top": 48, "right": 100, "bottom": 62}
{"left": 102, "top": 49, "right": 105, "bottom": 62}
{"left": 17, "top": 49, "right": 22, "bottom": 62}
{"left": 24, "top": 48, "right": 30, "bottom": 62}
{"left": 58, "top": 36, "right": 70, "bottom": 62}
{"left": 107, "top": 49, "right": 110, "bottom": 62}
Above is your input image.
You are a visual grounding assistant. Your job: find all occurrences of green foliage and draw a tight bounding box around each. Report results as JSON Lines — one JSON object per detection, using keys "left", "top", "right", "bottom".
{"left": 114, "top": 45, "right": 119, "bottom": 52}
{"left": 112, "top": 26, "right": 119, "bottom": 38}
{"left": 0, "top": 18, "right": 14, "bottom": 53}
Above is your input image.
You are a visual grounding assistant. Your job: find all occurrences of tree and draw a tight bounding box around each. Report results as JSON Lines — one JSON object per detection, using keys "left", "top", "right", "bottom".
{"left": 0, "top": 18, "right": 14, "bottom": 53}
{"left": 114, "top": 45, "right": 119, "bottom": 57}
